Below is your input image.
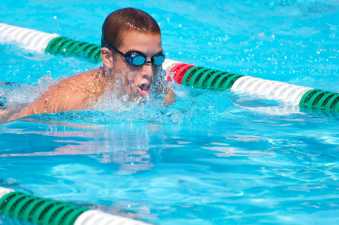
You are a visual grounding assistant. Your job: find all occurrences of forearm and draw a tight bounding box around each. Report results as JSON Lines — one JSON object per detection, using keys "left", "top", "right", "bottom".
{"left": 164, "top": 88, "right": 175, "bottom": 105}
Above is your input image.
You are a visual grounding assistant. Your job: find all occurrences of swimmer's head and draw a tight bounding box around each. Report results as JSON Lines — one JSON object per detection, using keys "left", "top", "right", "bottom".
{"left": 101, "top": 8, "right": 164, "bottom": 100}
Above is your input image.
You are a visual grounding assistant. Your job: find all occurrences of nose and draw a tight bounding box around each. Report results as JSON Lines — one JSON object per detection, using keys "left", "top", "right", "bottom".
{"left": 141, "top": 61, "right": 154, "bottom": 80}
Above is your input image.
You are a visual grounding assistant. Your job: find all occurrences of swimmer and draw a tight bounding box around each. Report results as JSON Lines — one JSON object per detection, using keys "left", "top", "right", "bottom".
{"left": 6, "top": 8, "right": 175, "bottom": 121}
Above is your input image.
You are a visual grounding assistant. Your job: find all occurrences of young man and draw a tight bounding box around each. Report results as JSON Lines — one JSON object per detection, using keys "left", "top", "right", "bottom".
{"left": 8, "top": 8, "right": 174, "bottom": 121}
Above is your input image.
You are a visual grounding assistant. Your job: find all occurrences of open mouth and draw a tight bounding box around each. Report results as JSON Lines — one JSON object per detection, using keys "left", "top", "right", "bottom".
{"left": 136, "top": 83, "right": 151, "bottom": 97}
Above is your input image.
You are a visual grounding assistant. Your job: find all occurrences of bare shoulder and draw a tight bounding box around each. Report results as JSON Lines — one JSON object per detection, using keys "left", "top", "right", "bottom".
{"left": 43, "top": 68, "right": 104, "bottom": 107}
{"left": 9, "top": 68, "right": 103, "bottom": 120}
{"left": 52, "top": 68, "right": 101, "bottom": 91}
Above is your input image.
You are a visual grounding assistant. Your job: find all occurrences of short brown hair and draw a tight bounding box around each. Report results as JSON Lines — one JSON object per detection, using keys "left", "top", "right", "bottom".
{"left": 101, "top": 8, "right": 161, "bottom": 48}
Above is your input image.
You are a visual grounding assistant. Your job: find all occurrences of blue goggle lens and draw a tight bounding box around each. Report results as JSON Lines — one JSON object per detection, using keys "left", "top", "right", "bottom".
{"left": 130, "top": 53, "right": 147, "bottom": 66}
{"left": 125, "top": 51, "right": 165, "bottom": 67}
{"left": 152, "top": 54, "right": 165, "bottom": 66}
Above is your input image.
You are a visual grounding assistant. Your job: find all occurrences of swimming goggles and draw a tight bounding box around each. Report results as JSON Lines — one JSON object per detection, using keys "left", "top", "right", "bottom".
{"left": 108, "top": 45, "right": 165, "bottom": 68}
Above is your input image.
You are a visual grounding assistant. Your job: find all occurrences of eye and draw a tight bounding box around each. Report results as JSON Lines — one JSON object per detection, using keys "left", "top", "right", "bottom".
{"left": 132, "top": 54, "right": 146, "bottom": 66}
{"left": 152, "top": 54, "right": 165, "bottom": 66}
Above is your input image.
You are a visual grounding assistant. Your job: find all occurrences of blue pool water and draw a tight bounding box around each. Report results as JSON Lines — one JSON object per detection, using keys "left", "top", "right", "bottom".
{"left": 0, "top": 0, "right": 338, "bottom": 224}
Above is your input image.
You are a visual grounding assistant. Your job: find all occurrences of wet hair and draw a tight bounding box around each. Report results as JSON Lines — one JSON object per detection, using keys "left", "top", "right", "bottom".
{"left": 101, "top": 8, "right": 161, "bottom": 49}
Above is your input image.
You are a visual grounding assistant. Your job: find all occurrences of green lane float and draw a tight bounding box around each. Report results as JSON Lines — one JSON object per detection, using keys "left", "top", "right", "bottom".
{"left": 300, "top": 89, "right": 339, "bottom": 112}
{"left": 0, "top": 187, "right": 150, "bottom": 225}
{"left": 45, "top": 36, "right": 101, "bottom": 62}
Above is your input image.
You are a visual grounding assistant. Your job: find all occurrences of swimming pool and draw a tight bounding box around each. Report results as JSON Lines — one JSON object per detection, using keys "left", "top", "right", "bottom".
{"left": 0, "top": 0, "right": 338, "bottom": 224}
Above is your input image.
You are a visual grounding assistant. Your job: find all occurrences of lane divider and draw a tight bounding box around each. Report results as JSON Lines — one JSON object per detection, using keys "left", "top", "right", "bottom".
{"left": 0, "top": 22, "right": 338, "bottom": 112}
{"left": 45, "top": 36, "right": 101, "bottom": 62}
{"left": 0, "top": 23, "right": 57, "bottom": 53}
{"left": 0, "top": 187, "right": 150, "bottom": 225}
{"left": 231, "top": 76, "right": 311, "bottom": 105}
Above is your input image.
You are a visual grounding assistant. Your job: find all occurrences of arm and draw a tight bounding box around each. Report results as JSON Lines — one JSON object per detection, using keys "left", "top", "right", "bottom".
{"left": 164, "top": 88, "right": 175, "bottom": 105}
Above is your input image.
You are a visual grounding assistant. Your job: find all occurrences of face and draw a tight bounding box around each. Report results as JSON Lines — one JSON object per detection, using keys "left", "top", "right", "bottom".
{"left": 102, "top": 30, "right": 163, "bottom": 100}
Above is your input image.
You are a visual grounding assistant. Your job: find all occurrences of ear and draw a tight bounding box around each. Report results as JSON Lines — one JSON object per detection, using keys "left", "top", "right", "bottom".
{"left": 101, "top": 47, "right": 114, "bottom": 69}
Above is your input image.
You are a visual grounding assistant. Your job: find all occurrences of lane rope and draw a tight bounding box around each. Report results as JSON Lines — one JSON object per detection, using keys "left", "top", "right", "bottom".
{"left": 0, "top": 22, "right": 338, "bottom": 112}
